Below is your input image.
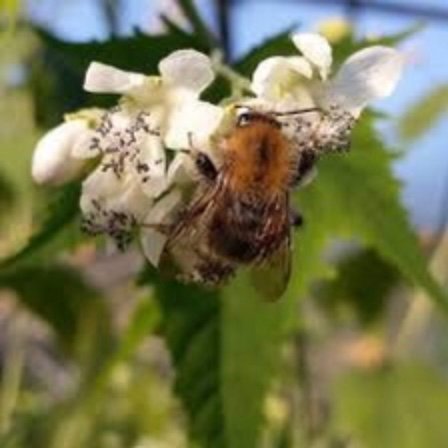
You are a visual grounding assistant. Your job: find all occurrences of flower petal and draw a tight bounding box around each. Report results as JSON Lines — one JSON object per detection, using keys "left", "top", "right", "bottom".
{"left": 140, "top": 189, "right": 183, "bottom": 266}
{"left": 251, "top": 56, "right": 288, "bottom": 98}
{"left": 292, "top": 32, "right": 332, "bottom": 79}
{"left": 84, "top": 62, "right": 150, "bottom": 96}
{"left": 135, "top": 134, "right": 167, "bottom": 198}
{"left": 164, "top": 100, "right": 224, "bottom": 150}
{"left": 71, "top": 129, "right": 100, "bottom": 159}
{"left": 167, "top": 152, "right": 195, "bottom": 185}
{"left": 80, "top": 166, "right": 152, "bottom": 249}
{"left": 81, "top": 167, "right": 151, "bottom": 222}
{"left": 140, "top": 229, "right": 167, "bottom": 267}
{"left": 288, "top": 56, "right": 313, "bottom": 79}
{"left": 32, "top": 120, "right": 89, "bottom": 186}
{"left": 158, "top": 49, "right": 214, "bottom": 93}
{"left": 323, "top": 46, "right": 404, "bottom": 116}
{"left": 251, "top": 56, "right": 313, "bottom": 102}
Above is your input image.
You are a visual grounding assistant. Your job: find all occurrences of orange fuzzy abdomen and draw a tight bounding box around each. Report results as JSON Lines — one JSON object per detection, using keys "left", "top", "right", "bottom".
{"left": 224, "top": 122, "right": 292, "bottom": 197}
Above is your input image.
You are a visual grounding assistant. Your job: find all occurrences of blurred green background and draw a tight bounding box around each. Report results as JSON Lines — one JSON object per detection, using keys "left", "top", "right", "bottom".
{"left": 1, "top": 1, "right": 448, "bottom": 447}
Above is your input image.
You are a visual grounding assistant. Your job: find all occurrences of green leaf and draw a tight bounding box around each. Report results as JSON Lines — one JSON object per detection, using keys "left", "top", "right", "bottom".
{"left": 0, "top": 171, "right": 15, "bottom": 216}
{"left": 0, "top": 183, "right": 83, "bottom": 269}
{"left": 221, "top": 274, "right": 290, "bottom": 448}
{"left": 399, "top": 84, "right": 448, "bottom": 142}
{"left": 142, "top": 113, "right": 446, "bottom": 448}
{"left": 332, "top": 364, "right": 448, "bottom": 447}
{"left": 290, "top": 114, "right": 448, "bottom": 313}
{"left": 177, "top": 0, "right": 218, "bottom": 49}
{"left": 0, "top": 0, "right": 20, "bottom": 16}
{"left": 316, "top": 249, "right": 400, "bottom": 325}
{"left": 0, "top": 264, "right": 101, "bottom": 349}
{"left": 35, "top": 27, "right": 207, "bottom": 75}
{"left": 149, "top": 277, "right": 224, "bottom": 447}
{"left": 142, "top": 268, "right": 289, "bottom": 448}
{"left": 79, "top": 296, "right": 160, "bottom": 401}
{"left": 0, "top": 0, "right": 20, "bottom": 31}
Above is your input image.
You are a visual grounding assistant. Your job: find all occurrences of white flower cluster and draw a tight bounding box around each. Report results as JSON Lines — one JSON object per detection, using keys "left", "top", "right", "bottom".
{"left": 31, "top": 32, "right": 403, "bottom": 265}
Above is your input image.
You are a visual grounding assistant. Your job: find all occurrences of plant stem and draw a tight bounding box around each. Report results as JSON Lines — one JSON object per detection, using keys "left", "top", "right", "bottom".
{"left": 102, "top": 0, "right": 120, "bottom": 36}
{"left": 211, "top": 51, "right": 252, "bottom": 97}
{"left": 178, "top": 0, "right": 218, "bottom": 48}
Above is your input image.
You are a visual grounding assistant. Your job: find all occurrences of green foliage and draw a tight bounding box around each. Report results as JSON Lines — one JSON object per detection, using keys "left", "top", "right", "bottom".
{"left": 0, "top": 295, "right": 164, "bottom": 448}
{"left": 148, "top": 275, "right": 224, "bottom": 447}
{"left": 137, "top": 41, "right": 448, "bottom": 444}
{"left": 1, "top": 183, "right": 83, "bottom": 269}
{"left": 316, "top": 249, "right": 400, "bottom": 325}
{"left": 0, "top": 0, "right": 20, "bottom": 31}
{"left": 141, "top": 271, "right": 290, "bottom": 448}
{"left": 221, "top": 275, "right": 290, "bottom": 448}
{"left": 133, "top": 28, "right": 448, "bottom": 448}
{"left": 0, "top": 171, "right": 15, "bottom": 217}
{"left": 35, "top": 26, "right": 207, "bottom": 75}
{"left": 177, "top": 0, "right": 218, "bottom": 48}
{"left": 292, "top": 115, "right": 448, "bottom": 311}
{"left": 1, "top": 5, "right": 446, "bottom": 448}
{"left": 399, "top": 84, "right": 448, "bottom": 142}
{"left": 0, "top": 0, "right": 19, "bottom": 15}
{"left": 333, "top": 364, "right": 448, "bottom": 447}
{"left": 0, "top": 263, "right": 103, "bottom": 350}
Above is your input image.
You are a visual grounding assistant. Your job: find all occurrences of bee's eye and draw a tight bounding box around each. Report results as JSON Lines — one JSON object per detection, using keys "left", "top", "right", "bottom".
{"left": 195, "top": 152, "right": 218, "bottom": 181}
{"left": 237, "top": 112, "right": 252, "bottom": 127}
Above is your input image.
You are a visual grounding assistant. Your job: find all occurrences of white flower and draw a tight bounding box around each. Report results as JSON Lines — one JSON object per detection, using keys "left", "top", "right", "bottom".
{"left": 250, "top": 32, "right": 403, "bottom": 154}
{"left": 252, "top": 32, "right": 403, "bottom": 117}
{"left": 77, "top": 106, "right": 170, "bottom": 251}
{"left": 31, "top": 108, "right": 106, "bottom": 186}
{"left": 30, "top": 49, "right": 226, "bottom": 262}
{"left": 84, "top": 49, "right": 224, "bottom": 151}
{"left": 77, "top": 50, "right": 225, "bottom": 257}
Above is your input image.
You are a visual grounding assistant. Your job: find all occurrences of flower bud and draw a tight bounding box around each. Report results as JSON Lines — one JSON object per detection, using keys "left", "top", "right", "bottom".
{"left": 32, "top": 120, "right": 89, "bottom": 186}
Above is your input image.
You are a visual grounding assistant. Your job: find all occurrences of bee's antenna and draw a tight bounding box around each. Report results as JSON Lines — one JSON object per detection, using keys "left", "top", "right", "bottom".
{"left": 274, "top": 107, "right": 322, "bottom": 117}
{"left": 234, "top": 104, "right": 254, "bottom": 111}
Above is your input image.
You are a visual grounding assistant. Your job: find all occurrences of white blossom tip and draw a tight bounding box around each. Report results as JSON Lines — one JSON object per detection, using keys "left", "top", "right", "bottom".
{"left": 327, "top": 45, "right": 404, "bottom": 116}
{"left": 84, "top": 61, "right": 148, "bottom": 96}
{"left": 159, "top": 49, "right": 214, "bottom": 93}
{"left": 32, "top": 120, "right": 89, "bottom": 186}
{"left": 292, "top": 32, "right": 332, "bottom": 79}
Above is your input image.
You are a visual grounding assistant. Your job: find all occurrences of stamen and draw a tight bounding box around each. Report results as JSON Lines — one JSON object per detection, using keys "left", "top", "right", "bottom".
{"left": 80, "top": 105, "right": 163, "bottom": 248}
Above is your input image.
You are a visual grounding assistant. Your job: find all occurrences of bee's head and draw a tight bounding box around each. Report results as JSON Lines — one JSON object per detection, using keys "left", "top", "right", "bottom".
{"left": 235, "top": 107, "right": 281, "bottom": 129}
{"left": 234, "top": 105, "right": 322, "bottom": 130}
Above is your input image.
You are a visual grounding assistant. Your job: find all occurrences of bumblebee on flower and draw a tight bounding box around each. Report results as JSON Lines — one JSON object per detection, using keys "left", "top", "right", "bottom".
{"left": 31, "top": 32, "right": 403, "bottom": 296}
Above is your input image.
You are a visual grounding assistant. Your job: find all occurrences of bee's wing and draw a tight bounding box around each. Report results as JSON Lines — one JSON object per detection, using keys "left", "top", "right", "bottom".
{"left": 250, "top": 194, "right": 292, "bottom": 301}
{"left": 250, "top": 235, "right": 292, "bottom": 300}
{"left": 161, "top": 182, "right": 236, "bottom": 286}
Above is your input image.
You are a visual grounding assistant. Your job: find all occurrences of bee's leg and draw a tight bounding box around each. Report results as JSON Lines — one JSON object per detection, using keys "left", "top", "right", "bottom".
{"left": 140, "top": 222, "right": 172, "bottom": 235}
{"left": 291, "top": 150, "right": 318, "bottom": 188}
{"left": 290, "top": 208, "right": 304, "bottom": 228}
{"left": 180, "top": 133, "right": 218, "bottom": 181}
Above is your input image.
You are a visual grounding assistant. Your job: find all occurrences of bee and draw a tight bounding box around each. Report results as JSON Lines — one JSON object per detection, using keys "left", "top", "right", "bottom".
{"left": 157, "top": 106, "right": 322, "bottom": 299}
